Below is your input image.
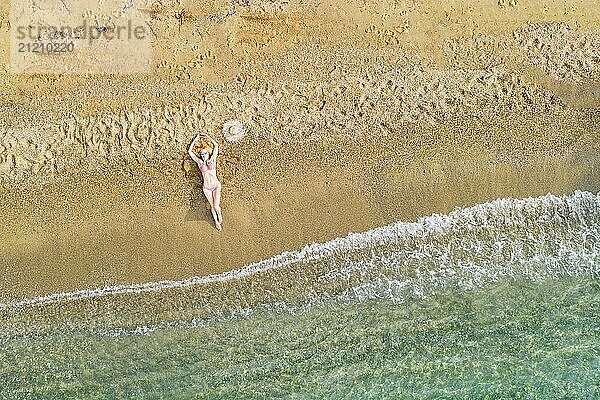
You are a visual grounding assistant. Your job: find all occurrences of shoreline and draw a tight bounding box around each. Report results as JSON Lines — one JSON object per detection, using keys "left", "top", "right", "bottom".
{"left": 1, "top": 112, "right": 599, "bottom": 301}
{"left": 1, "top": 1, "right": 600, "bottom": 396}
{"left": 1, "top": 1, "right": 600, "bottom": 303}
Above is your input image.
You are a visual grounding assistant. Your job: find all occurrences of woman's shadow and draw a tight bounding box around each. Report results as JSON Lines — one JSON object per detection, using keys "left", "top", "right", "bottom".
{"left": 183, "top": 157, "right": 213, "bottom": 222}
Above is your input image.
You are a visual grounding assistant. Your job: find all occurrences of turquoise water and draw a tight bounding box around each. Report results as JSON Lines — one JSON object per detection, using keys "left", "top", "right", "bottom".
{"left": 1, "top": 192, "right": 599, "bottom": 399}
{"left": 1, "top": 279, "right": 598, "bottom": 399}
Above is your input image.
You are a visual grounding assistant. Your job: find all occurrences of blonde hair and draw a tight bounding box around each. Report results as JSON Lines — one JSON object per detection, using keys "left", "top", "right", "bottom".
{"left": 193, "top": 137, "right": 214, "bottom": 156}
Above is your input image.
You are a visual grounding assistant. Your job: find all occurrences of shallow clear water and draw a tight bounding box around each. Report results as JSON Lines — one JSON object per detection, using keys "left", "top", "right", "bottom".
{"left": 1, "top": 191, "right": 599, "bottom": 399}
{"left": 1, "top": 278, "right": 598, "bottom": 399}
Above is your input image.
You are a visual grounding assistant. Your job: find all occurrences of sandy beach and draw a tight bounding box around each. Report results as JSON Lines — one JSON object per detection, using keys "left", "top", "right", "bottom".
{"left": 1, "top": 110, "right": 599, "bottom": 301}
{"left": 1, "top": 0, "right": 600, "bottom": 298}
{"left": 1, "top": 2, "right": 600, "bottom": 396}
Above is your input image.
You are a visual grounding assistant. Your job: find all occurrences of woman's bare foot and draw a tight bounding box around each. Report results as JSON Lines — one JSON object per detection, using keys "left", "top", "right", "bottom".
{"left": 215, "top": 221, "right": 222, "bottom": 231}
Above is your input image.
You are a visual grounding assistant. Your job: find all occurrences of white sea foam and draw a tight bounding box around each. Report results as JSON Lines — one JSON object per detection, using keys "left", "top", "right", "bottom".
{"left": 0, "top": 191, "right": 600, "bottom": 316}
{"left": 1, "top": 191, "right": 598, "bottom": 314}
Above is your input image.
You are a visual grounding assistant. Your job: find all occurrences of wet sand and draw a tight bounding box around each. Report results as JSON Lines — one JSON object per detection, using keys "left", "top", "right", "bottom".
{"left": 1, "top": 111, "right": 599, "bottom": 301}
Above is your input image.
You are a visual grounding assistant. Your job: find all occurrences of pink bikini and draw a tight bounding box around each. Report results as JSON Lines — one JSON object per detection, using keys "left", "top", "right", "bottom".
{"left": 199, "top": 163, "right": 216, "bottom": 173}
{"left": 200, "top": 163, "right": 219, "bottom": 192}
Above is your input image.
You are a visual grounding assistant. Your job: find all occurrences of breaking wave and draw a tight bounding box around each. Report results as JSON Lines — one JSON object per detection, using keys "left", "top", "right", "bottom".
{"left": 1, "top": 190, "right": 599, "bottom": 339}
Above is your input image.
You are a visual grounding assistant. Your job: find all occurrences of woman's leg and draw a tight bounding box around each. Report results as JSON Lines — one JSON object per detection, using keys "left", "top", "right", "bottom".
{"left": 203, "top": 187, "right": 221, "bottom": 230}
{"left": 212, "top": 183, "right": 222, "bottom": 224}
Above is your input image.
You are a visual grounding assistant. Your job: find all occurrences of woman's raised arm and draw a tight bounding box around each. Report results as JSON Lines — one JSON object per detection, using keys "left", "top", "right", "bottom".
{"left": 209, "top": 141, "right": 219, "bottom": 163}
{"left": 188, "top": 135, "right": 202, "bottom": 164}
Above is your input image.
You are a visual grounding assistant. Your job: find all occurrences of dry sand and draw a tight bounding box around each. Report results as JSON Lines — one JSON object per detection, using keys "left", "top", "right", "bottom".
{"left": 0, "top": 0, "right": 599, "bottom": 299}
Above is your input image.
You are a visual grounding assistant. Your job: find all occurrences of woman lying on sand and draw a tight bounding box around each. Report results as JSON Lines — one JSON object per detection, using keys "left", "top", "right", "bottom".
{"left": 188, "top": 134, "right": 223, "bottom": 231}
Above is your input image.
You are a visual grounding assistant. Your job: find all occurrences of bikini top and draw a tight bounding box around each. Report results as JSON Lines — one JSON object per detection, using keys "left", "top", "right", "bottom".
{"left": 199, "top": 163, "right": 216, "bottom": 173}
